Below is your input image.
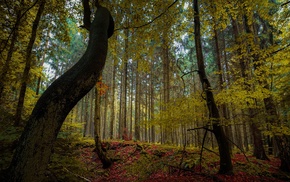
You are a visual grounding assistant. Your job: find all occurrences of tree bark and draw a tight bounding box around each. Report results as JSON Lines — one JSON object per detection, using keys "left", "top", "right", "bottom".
{"left": 243, "top": 14, "right": 269, "bottom": 160}
{"left": 14, "top": 0, "right": 46, "bottom": 126}
{"left": 193, "top": 0, "right": 233, "bottom": 174}
{"left": 213, "top": 26, "right": 234, "bottom": 153}
{"left": 135, "top": 61, "right": 141, "bottom": 140}
{"left": 162, "top": 35, "right": 170, "bottom": 144}
{"left": 119, "top": 27, "right": 129, "bottom": 139}
{"left": 110, "top": 56, "right": 117, "bottom": 139}
{"left": 95, "top": 79, "right": 112, "bottom": 168}
{"left": 7, "top": 5, "right": 114, "bottom": 181}
{"left": 0, "top": 0, "right": 23, "bottom": 102}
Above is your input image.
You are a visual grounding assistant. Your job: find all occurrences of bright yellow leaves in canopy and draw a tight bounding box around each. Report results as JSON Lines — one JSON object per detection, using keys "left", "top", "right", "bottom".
{"left": 149, "top": 95, "right": 207, "bottom": 131}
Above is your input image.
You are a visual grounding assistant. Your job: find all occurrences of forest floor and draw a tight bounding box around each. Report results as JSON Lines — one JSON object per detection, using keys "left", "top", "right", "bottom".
{"left": 1, "top": 122, "right": 290, "bottom": 182}
{"left": 49, "top": 138, "right": 290, "bottom": 182}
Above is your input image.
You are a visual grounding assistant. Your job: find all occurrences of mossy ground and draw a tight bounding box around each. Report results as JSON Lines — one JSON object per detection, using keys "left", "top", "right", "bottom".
{"left": 0, "top": 119, "right": 289, "bottom": 181}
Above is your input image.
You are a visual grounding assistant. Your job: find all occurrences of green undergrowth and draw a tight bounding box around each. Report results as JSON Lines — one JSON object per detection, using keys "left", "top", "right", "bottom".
{"left": 0, "top": 120, "right": 23, "bottom": 171}
{"left": 0, "top": 118, "right": 289, "bottom": 181}
{"left": 45, "top": 138, "right": 95, "bottom": 182}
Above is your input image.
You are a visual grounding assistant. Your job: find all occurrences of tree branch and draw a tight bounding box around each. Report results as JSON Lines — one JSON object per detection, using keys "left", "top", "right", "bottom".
{"left": 0, "top": 0, "right": 40, "bottom": 55}
{"left": 81, "top": 0, "right": 91, "bottom": 30}
{"left": 187, "top": 126, "right": 213, "bottom": 132}
{"left": 270, "top": 43, "right": 290, "bottom": 55}
{"left": 115, "top": 0, "right": 178, "bottom": 31}
{"left": 281, "top": 1, "right": 290, "bottom": 6}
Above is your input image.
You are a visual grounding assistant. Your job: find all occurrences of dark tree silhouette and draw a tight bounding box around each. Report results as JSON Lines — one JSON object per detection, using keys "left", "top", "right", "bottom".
{"left": 5, "top": 2, "right": 114, "bottom": 181}
{"left": 193, "top": 0, "right": 233, "bottom": 174}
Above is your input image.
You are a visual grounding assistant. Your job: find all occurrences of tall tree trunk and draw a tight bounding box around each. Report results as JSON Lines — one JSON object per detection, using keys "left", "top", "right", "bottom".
{"left": 213, "top": 27, "right": 234, "bottom": 153}
{"left": 110, "top": 54, "right": 117, "bottom": 139}
{"left": 135, "top": 61, "right": 141, "bottom": 140}
{"left": 83, "top": 94, "right": 90, "bottom": 137}
{"left": 243, "top": 15, "right": 269, "bottom": 160}
{"left": 162, "top": 35, "right": 170, "bottom": 144}
{"left": 150, "top": 60, "right": 155, "bottom": 143}
{"left": 14, "top": 0, "right": 46, "bottom": 126}
{"left": 256, "top": 16, "right": 290, "bottom": 171}
{"left": 231, "top": 18, "right": 250, "bottom": 151}
{"left": 119, "top": 27, "right": 129, "bottom": 139}
{"left": 193, "top": 0, "right": 233, "bottom": 174}
{"left": 0, "top": 0, "right": 23, "bottom": 102}
{"left": 129, "top": 62, "right": 134, "bottom": 138}
{"left": 36, "top": 31, "right": 50, "bottom": 96}
{"left": 6, "top": 5, "right": 114, "bottom": 181}
{"left": 94, "top": 80, "right": 112, "bottom": 168}
{"left": 103, "top": 85, "right": 109, "bottom": 139}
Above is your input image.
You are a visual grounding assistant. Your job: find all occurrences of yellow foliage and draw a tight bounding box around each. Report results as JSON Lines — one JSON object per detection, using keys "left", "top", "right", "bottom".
{"left": 149, "top": 95, "right": 207, "bottom": 131}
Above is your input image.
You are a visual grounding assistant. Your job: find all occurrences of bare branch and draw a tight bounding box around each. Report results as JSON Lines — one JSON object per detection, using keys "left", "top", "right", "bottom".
{"left": 281, "top": 1, "right": 290, "bottom": 6}
{"left": 115, "top": 0, "right": 179, "bottom": 31}
{"left": 81, "top": 0, "right": 91, "bottom": 30}
{"left": 271, "top": 43, "right": 290, "bottom": 55}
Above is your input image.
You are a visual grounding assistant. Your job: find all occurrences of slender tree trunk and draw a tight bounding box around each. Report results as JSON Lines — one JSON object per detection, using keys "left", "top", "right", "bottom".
{"left": 6, "top": 6, "right": 114, "bottom": 181}
{"left": 14, "top": 0, "right": 46, "bottom": 126}
{"left": 256, "top": 17, "right": 290, "bottom": 171}
{"left": 120, "top": 27, "right": 129, "bottom": 139}
{"left": 193, "top": 0, "right": 233, "bottom": 174}
{"left": 83, "top": 94, "right": 90, "bottom": 136}
{"left": 0, "top": 0, "right": 23, "bottom": 102}
{"left": 135, "top": 61, "right": 140, "bottom": 140}
{"left": 129, "top": 65, "right": 133, "bottom": 139}
{"left": 94, "top": 80, "right": 112, "bottom": 168}
{"left": 162, "top": 34, "right": 170, "bottom": 143}
{"left": 150, "top": 60, "right": 155, "bottom": 143}
{"left": 110, "top": 55, "right": 117, "bottom": 139}
{"left": 89, "top": 90, "right": 94, "bottom": 136}
{"left": 243, "top": 15, "right": 269, "bottom": 160}
{"left": 36, "top": 31, "right": 50, "bottom": 96}
{"left": 213, "top": 27, "right": 234, "bottom": 153}
{"left": 103, "top": 85, "right": 109, "bottom": 139}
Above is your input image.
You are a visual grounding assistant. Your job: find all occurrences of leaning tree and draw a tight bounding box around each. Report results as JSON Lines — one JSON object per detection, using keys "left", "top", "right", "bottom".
{"left": 5, "top": 1, "right": 114, "bottom": 181}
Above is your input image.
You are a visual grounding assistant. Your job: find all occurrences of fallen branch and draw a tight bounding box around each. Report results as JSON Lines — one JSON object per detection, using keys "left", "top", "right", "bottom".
{"left": 63, "top": 167, "right": 91, "bottom": 182}
{"left": 226, "top": 137, "right": 250, "bottom": 162}
{"left": 203, "top": 147, "right": 219, "bottom": 156}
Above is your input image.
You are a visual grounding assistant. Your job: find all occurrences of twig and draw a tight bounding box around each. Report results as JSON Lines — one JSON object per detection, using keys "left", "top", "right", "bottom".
{"left": 180, "top": 70, "right": 200, "bottom": 79}
{"left": 270, "top": 43, "right": 290, "bottom": 55}
{"left": 187, "top": 126, "right": 214, "bottom": 132}
{"left": 115, "top": 0, "right": 179, "bottom": 31}
{"left": 203, "top": 147, "right": 219, "bottom": 156}
{"left": 63, "top": 167, "right": 91, "bottom": 182}
{"left": 226, "top": 137, "right": 250, "bottom": 162}
{"left": 199, "top": 126, "right": 209, "bottom": 172}
{"left": 163, "top": 163, "right": 195, "bottom": 173}
{"left": 281, "top": 1, "right": 290, "bottom": 6}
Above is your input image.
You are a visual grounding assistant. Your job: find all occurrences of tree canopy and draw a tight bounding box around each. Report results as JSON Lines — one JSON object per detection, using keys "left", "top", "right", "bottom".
{"left": 0, "top": 0, "right": 290, "bottom": 181}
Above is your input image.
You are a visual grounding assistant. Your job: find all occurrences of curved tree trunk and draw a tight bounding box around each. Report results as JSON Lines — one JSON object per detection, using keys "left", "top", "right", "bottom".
{"left": 6, "top": 5, "right": 114, "bottom": 182}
